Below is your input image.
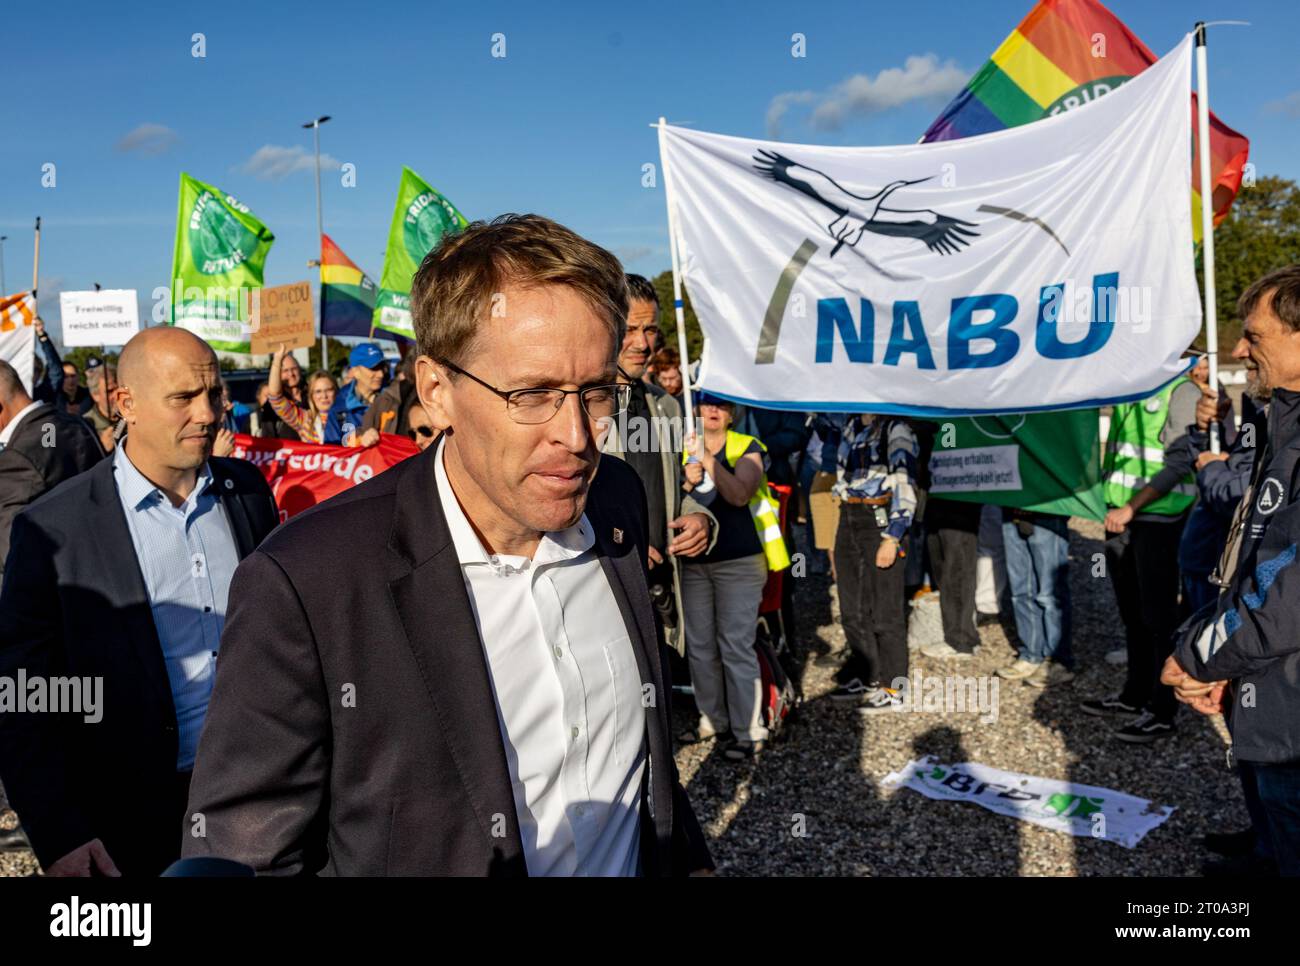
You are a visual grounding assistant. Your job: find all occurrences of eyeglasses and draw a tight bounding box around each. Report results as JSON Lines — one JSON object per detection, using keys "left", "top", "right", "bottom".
{"left": 439, "top": 359, "right": 630, "bottom": 425}
{"left": 408, "top": 425, "right": 435, "bottom": 440}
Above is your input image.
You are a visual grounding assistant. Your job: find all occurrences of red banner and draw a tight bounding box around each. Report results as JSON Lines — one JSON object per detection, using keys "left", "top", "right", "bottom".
{"left": 232, "top": 433, "right": 420, "bottom": 521}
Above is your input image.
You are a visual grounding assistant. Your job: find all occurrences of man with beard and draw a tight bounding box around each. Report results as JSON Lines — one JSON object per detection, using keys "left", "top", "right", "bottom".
{"left": 0, "top": 327, "right": 278, "bottom": 876}
{"left": 601, "top": 274, "right": 714, "bottom": 656}
{"left": 1165, "top": 265, "right": 1300, "bottom": 877}
{"left": 183, "top": 216, "right": 712, "bottom": 876}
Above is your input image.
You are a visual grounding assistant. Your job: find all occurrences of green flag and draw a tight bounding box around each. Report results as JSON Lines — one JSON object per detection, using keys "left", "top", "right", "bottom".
{"left": 373, "top": 166, "right": 468, "bottom": 340}
{"left": 928, "top": 410, "right": 1105, "bottom": 521}
{"left": 170, "top": 172, "right": 275, "bottom": 352}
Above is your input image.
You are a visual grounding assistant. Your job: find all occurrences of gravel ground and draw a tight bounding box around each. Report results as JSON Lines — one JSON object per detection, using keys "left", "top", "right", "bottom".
{"left": 0, "top": 517, "right": 1245, "bottom": 878}
{"left": 673, "top": 517, "right": 1247, "bottom": 876}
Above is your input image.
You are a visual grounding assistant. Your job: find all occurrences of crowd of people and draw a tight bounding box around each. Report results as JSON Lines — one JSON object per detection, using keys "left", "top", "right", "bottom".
{"left": 0, "top": 213, "right": 1296, "bottom": 877}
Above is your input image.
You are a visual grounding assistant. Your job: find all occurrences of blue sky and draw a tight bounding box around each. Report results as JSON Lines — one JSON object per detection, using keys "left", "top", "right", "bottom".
{"left": 2, "top": 0, "right": 1297, "bottom": 347}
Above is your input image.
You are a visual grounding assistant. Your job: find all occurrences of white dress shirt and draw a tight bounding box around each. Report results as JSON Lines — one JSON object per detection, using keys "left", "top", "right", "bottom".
{"left": 435, "top": 438, "right": 646, "bottom": 876}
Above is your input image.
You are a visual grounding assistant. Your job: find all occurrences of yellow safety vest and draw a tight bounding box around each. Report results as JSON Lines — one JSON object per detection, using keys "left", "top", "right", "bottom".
{"left": 1103, "top": 377, "right": 1197, "bottom": 516}
{"left": 684, "top": 430, "right": 791, "bottom": 571}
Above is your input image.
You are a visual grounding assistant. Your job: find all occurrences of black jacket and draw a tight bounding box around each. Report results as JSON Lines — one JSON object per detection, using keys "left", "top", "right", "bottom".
{"left": 0, "top": 454, "right": 279, "bottom": 875}
{"left": 0, "top": 403, "right": 105, "bottom": 575}
{"left": 182, "top": 446, "right": 713, "bottom": 876}
{"left": 1175, "top": 388, "right": 1300, "bottom": 764}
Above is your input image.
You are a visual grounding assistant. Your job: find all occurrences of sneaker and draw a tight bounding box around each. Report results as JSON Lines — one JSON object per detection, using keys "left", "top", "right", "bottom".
{"left": 1202, "top": 828, "right": 1257, "bottom": 858}
{"left": 1104, "top": 648, "right": 1128, "bottom": 666}
{"left": 723, "top": 738, "right": 767, "bottom": 761}
{"left": 830, "top": 678, "right": 876, "bottom": 705}
{"left": 1079, "top": 694, "right": 1142, "bottom": 717}
{"left": 920, "top": 641, "right": 973, "bottom": 660}
{"left": 997, "top": 658, "right": 1041, "bottom": 680}
{"left": 857, "top": 688, "right": 905, "bottom": 713}
{"left": 1024, "top": 661, "right": 1075, "bottom": 688}
{"left": 1115, "top": 710, "right": 1177, "bottom": 744}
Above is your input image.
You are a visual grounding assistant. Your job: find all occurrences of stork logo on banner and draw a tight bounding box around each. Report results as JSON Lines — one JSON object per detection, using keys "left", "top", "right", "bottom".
{"left": 750, "top": 149, "right": 1073, "bottom": 364}
{"left": 753, "top": 150, "right": 979, "bottom": 258}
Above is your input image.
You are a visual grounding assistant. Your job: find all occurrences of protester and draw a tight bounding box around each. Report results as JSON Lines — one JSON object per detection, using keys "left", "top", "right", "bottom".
{"left": 323, "top": 342, "right": 385, "bottom": 445}
{"left": 362, "top": 355, "right": 417, "bottom": 437}
{"left": 81, "top": 358, "right": 118, "bottom": 453}
{"left": 1164, "top": 265, "right": 1300, "bottom": 877}
{"left": 1082, "top": 356, "right": 1203, "bottom": 742}
{"left": 60, "top": 361, "right": 89, "bottom": 414}
{"left": 265, "top": 344, "right": 337, "bottom": 444}
{"left": 182, "top": 213, "right": 712, "bottom": 876}
{"left": 827, "top": 413, "right": 918, "bottom": 710}
{"left": 601, "top": 274, "right": 715, "bottom": 661}
{"left": 653, "top": 346, "right": 683, "bottom": 404}
{"left": 996, "top": 508, "right": 1074, "bottom": 687}
{"left": 0, "top": 327, "right": 278, "bottom": 877}
{"left": 680, "top": 393, "right": 788, "bottom": 759}
{"left": 735, "top": 406, "right": 810, "bottom": 489}
{"left": 920, "top": 497, "right": 983, "bottom": 659}
{"left": 405, "top": 399, "right": 437, "bottom": 451}
{"left": 258, "top": 348, "right": 307, "bottom": 441}
{"left": 29, "top": 318, "right": 66, "bottom": 409}
{"left": 0, "top": 359, "right": 104, "bottom": 573}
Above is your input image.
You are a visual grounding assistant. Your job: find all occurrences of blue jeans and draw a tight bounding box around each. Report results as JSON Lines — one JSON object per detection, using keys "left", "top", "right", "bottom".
{"left": 1001, "top": 516, "right": 1072, "bottom": 666}
{"left": 1249, "top": 760, "right": 1300, "bottom": 875}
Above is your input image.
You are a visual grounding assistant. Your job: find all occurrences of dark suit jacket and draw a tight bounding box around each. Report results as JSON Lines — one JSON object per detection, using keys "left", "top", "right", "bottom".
{"left": 183, "top": 446, "right": 713, "bottom": 876}
{"left": 0, "top": 403, "right": 105, "bottom": 575}
{"left": 0, "top": 454, "right": 279, "bottom": 876}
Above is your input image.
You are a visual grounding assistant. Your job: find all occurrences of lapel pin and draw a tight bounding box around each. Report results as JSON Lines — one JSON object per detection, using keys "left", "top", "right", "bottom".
{"left": 612, "top": 527, "right": 624, "bottom": 545}
{"left": 224, "top": 479, "right": 234, "bottom": 490}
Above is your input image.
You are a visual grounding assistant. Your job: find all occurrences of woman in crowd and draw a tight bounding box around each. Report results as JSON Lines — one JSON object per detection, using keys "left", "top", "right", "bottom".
{"left": 266, "top": 343, "right": 338, "bottom": 444}
{"left": 678, "top": 392, "right": 789, "bottom": 760}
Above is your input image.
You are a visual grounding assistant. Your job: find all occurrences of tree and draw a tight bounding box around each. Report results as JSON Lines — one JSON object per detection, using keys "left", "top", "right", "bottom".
{"left": 651, "top": 270, "right": 703, "bottom": 362}
{"left": 1200, "top": 175, "right": 1300, "bottom": 349}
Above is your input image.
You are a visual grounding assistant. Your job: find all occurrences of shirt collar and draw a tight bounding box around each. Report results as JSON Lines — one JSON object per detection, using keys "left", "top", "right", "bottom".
{"left": 434, "top": 436, "right": 593, "bottom": 570}
{"left": 114, "top": 443, "right": 213, "bottom": 511}
{"left": 0, "top": 400, "right": 44, "bottom": 447}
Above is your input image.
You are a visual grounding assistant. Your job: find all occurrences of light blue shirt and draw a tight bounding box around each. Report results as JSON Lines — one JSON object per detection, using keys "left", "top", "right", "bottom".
{"left": 112, "top": 444, "right": 241, "bottom": 770}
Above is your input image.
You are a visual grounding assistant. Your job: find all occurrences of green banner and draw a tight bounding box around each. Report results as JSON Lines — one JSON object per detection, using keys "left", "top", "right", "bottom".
{"left": 927, "top": 410, "right": 1104, "bottom": 521}
{"left": 169, "top": 172, "right": 275, "bottom": 352}
{"left": 373, "top": 166, "right": 467, "bottom": 340}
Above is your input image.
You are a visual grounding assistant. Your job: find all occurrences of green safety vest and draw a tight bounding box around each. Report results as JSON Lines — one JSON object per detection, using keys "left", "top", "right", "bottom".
{"left": 684, "top": 430, "right": 792, "bottom": 571}
{"left": 1102, "top": 377, "right": 1197, "bottom": 516}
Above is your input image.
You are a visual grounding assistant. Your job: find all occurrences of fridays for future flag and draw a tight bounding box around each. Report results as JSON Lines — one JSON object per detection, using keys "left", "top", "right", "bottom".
{"left": 170, "top": 172, "right": 275, "bottom": 352}
{"left": 372, "top": 167, "right": 467, "bottom": 340}
{"left": 660, "top": 36, "right": 1200, "bottom": 417}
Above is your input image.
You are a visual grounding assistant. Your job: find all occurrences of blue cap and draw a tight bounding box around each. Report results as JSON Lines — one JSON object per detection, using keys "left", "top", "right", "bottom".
{"left": 349, "top": 343, "right": 385, "bottom": 369}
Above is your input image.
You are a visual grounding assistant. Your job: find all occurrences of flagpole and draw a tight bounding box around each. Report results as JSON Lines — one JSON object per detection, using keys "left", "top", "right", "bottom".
{"left": 655, "top": 117, "right": 696, "bottom": 443}
{"left": 304, "top": 115, "right": 331, "bottom": 372}
{"left": 31, "top": 217, "right": 40, "bottom": 302}
{"left": 1194, "top": 23, "right": 1221, "bottom": 454}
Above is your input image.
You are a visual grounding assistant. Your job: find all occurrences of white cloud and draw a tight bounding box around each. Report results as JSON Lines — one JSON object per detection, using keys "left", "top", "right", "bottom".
{"left": 767, "top": 54, "right": 968, "bottom": 136}
{"left": 115, "top": 123, "right": 179, "bottom": 156}
{"left": 238, "top": 144, "right": 342, "bottom": 181}
{"left": 1266, "top": 91, "right": 1300, "bottom": 119}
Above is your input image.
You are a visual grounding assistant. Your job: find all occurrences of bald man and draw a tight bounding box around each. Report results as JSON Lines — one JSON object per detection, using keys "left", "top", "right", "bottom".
{"left": 0, "top": 326, "right": 279, "bottom": 876}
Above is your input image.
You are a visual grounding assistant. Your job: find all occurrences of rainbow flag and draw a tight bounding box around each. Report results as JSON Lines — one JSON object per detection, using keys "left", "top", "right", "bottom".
{"left": 320, "top": 233, "right": 378, "bottom": 338}
{"left": 922, "top": 0, "right": 1248, "bottom": 242}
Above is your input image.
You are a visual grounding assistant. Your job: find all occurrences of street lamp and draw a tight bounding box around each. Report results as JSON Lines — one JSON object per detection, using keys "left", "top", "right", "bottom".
{"left": 302, "top": 115, "right": 331, "bottom": 370}
{"left": 0, "top": 236, "right": 7, "bottom": 295}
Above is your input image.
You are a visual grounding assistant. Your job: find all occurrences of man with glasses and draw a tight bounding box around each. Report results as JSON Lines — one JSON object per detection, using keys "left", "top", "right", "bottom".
{"left": 184, "top": 214, "right": 713, "bottom": 876}
{"left": 322, "top": 342, "right": 387, "bottom": 446}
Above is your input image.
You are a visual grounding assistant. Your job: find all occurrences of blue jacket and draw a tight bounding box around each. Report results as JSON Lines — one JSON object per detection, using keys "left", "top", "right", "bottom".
{"left": 323, "top": 380, "right": 372, "bottom": 445}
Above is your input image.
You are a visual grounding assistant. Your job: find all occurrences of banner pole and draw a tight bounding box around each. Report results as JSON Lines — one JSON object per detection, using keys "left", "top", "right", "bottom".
{"left": 656, "top": 117, "right": 696, "bottom": 442}
{"left": 31, "top": 216, "right": 40, "bottom": 302}
{"left": 1195, "top": 23, "right": 1221, "bottom": 454}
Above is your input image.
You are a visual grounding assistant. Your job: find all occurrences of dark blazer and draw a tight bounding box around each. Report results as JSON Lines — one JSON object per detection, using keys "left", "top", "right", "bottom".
{"left": 0, "top": 454, "right": 279, "bottom": 876}
{"left": 0, "top": 403, "right": 105, "bottom": 575}
{"left": 183, "top": 445, "right": 713, "bottom": 876}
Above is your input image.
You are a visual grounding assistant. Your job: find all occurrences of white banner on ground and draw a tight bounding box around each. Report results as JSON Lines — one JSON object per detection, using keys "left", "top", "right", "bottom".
{"left": 59, "top": 289, "right": 140, "bottom": 347}
{"left": 658, "top": 36, "right": 1198, "bottom": 416}
{"left": 881, "top": 756, "right": 1174, "bottom": 848}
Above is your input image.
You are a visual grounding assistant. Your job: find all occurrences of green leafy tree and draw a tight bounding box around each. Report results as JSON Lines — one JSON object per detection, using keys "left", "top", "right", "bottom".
{"left": 1200, "top": 175, "right": 1300, "bottom": 349}
{"left": 651, "top": 270, "right": 703, "bottom": 362}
